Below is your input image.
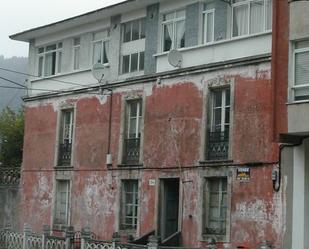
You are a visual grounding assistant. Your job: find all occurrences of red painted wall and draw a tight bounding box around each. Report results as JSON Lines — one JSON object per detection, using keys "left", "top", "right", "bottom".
{"left": 20, "top": 61, "right": 285, "bottom": 248}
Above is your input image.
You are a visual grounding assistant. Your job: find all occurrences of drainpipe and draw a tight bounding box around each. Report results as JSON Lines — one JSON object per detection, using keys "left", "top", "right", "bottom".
{"left": 106, "top": 89, "right": 113, "bottom": 166}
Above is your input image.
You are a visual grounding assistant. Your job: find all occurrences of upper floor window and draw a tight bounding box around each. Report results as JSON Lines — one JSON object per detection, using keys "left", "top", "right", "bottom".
{"left": 122, "top": 18, "right": 145, "bottom": 42}
{"left": 207, "top": 88, "right": 230, "bottom": 160}
{"left": 203, "top": 9, "right": 215, "bottom": 43}
{"left": 121, "top": 52, "right": 144, "bottom": 74}
{"left": 58, "top": 109, "right": 74, "bottom": 166}
{"left": 73, "top": 37, "right": 80, "bottom": 70}
{"left": 122, "top": 99, "right": 143, "bottom": 165}
{"left": 92, "top": 30, "right": 109, "bottom": 65}
{"left": 293, "top": 40, "right": 309, "bottom": 101}
{"left": 232, "top": 0, "right": 272, "bottom": 38}
{"left": 37, "top": 42, "right": 62, "bottom": 77}
{"left": 162, "top": 10, "right": 186, "bottom": 52}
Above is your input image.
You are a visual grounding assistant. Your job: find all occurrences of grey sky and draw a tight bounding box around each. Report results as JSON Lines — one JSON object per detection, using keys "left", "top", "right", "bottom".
{"left": 1, "top": 0, "right": 125, "bottom": 58}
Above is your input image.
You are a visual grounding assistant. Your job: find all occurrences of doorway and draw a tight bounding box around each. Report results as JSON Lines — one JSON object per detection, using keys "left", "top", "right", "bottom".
{"left": 159, "top": 178, "right": 180, "bottom": 241}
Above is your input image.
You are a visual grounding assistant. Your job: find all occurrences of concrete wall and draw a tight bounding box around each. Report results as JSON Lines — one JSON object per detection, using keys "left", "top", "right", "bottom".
{"left": 18, "top": 59, "right": 286, "bottom": 248}
{"left": 288, "top": 102, "right": 309, "bottom": 134}
{"left": 0, "top": 186, "right": 20, "bottom": 230}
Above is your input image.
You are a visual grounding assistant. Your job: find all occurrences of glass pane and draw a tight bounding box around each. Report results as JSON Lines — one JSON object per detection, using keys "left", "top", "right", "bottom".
{"left": 57, "top": 51, "right": 62, "bottom": 73}
{"left": 132, "top": 20, "right": 140, "bottom": 41}
{"left": 57, "top": 42, "right": 63, "bottom": 49}
{"left": 233, "top": 5, "right": 249, "bottom": 37}
{"left": 46, "top": 44, "right": 56, "bottom": 51}
{"left": 225, "top": 107, "right": 230, "bottom": 124}
{"left": 176, "top": 20, "right": 185, "bottom": 48}
{"left": 130, "top": 101, "right": 138, "bottom": 117}
{"left": 74, "top": 37, "right": 80, "bottom": 46}
{"left": 295, "top": 87, "right": 309, "bottom": 101}
{"left": 225, "top": 88, "right": 230, "bottom": 106}
{"left": 129, "top": 118, "right": 137, "bottom": 137}
{"left": 44, "top": 52, "right": 56, "bottom": 76}
{"left": 296, "top": 40, "right": 309, "bottom": 49}
{"left": 209, "top": 179, "right": 219, "bottom": 192}
{"left": 131, "top": 53, "right": 138, "bottom": 72}
{"left": 38, "top": 47, "right": 44, "bottom": 54}
{"left": 139, "top": 52, "right": 145, "bottom": 71}
{"left": 295, "top": 51, "right": 309, "bottom": 86}
{"left": 163, "top": 24, "right": 172, "bottom": 51}
{"left": 265, "top": 0, "right": 272, "bottom": 30}
{"left": 126, "top": 193, "right": 133, "bottom": 204}
{"left": 93, "top": 42, "right": 102, "bottom": 64}
{"left": 123, "top": 22, "right": 131, "bottom": 42}
{"left": 103, "top": 41, "right": 109, "bottom": 64}
{"left": 38, "top": 56, "right": 43, "bottom": 77}
{"left": 140, "top": 18, "right": 146, "bottom": 39}
{"left": 122, "top": 55, "right": 130, "bottom": 74}
{"left": 210, "top": 193, "right": 219, "bottom": 205}
{"left": 205, "top": 12, "right": 214, "bottom": 43}
{"left": 214, "top": 109, "right": 222, "bottom": 126}
{"left": 214, "top": 91, "right": 222, "bottom": 107}
{"left": 74, "top": 47, "right": 80, "bottom": 70}
{"left": 209, "top": 207, "right": 220, "bottom": 219}
{"left": 250, "top": 1, "right": 264, "bottom": 34}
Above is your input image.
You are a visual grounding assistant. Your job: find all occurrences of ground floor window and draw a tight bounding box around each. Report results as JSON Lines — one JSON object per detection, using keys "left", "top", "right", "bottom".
{"left": 54, "top": 180, "right": 70, "bottom": 226}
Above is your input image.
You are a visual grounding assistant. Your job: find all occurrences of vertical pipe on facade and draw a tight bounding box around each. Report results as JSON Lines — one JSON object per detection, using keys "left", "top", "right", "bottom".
{"left": 107, "top": 91, "right": 113, "bottom": 156}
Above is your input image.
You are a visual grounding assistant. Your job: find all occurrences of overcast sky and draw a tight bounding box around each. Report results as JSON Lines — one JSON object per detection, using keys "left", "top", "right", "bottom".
{"left": 1, "top": 0, "right": 125, "bottom": 58}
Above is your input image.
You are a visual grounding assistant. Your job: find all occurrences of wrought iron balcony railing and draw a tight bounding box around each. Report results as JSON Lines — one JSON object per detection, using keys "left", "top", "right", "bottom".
{"left": 0, "top": 167, "right": 20, "bottom": 186}
{"left": 207, "top": 130, "right": 229, "bottom": 160}
{"left": 123, "top": 138, "right": 140, "bottom": 165}
{"left": 58, "top": 142, "right": 72, "bottom": 166}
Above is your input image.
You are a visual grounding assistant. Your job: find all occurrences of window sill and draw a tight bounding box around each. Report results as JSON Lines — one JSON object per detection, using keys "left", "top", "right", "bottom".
{"left": 54, "top": 165, "right": 74, "bottom": 170}
{"left": 153, "top": 31, "right": 271, "bottom": 57}
{"left": 117, "top": 164, "right": 144, "bottom": 169}
{"left": 201, "top": 234, "right": 229, "bottom": 243}
{"left": 199, "top": 160, "right": 233, "bottom": 166}
{"left": 287, "top": 100, "right": 309, "bottom": 105}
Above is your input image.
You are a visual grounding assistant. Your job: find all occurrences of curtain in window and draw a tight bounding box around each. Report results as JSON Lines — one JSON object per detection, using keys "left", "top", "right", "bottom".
{"left": 166, "top": 23, "right": 174, "bottom": 50}
{"left": 44, "top": 53, "right": 53, "bottom": 76}
{"left": 233, "top": 5, "right": 248, "bottom": 37}
{"left": 104, "top": 41, "right": 109, "bottom": 63}
{"left": 176, "top": 20, "right": 185, "bottom": 48}
{"left": 93, "top": 42, "right": 102, "bottom": 64}
{"left": 250, "top": 1, "right": 264, "bottom": 34}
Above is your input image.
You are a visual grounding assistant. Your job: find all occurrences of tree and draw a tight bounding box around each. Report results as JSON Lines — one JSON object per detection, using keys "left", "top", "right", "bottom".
{"left": 0, "top": 107, "right": 24, "bottom": 167}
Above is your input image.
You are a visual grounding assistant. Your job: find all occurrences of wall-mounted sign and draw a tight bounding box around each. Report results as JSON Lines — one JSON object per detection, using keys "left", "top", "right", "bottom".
{"left": 149, "top": 179, "right": 156, "bottom": 186}
{"left": 236, "top": 167, "right": 250, "bottom": 182}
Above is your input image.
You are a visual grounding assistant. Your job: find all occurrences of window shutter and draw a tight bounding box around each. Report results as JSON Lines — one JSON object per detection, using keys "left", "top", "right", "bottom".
{"left": 295, "top": 51, "right": 309, "bottom": 86}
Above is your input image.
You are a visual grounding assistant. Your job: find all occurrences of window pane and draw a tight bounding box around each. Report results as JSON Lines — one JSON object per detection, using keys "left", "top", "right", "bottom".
{"left": 296, "top": 40, "right": 309, "bottom": 49}
{"left": 214, "top": 91, "right": 222, "bottom": 107}
{"left": 74, "top": 47, "right": 80, "bottom": 70}
{"left": 131, "top": 53, "right": 138, "bottom": 72}
{"left": 266, "top": 0, "right": 272, "bottom": 30}
{"left": 139, "top": 52, "right": 145, "bottom": 71}
{"left": 132, "top": 20, "right": 140, "bottom": 41}
{"left": 295, "top": 87, "right": 309, "bottom": 101}
{"left": 163, "top": 24, "right": 173, "bottom": 51}
{"left": 295, "top": 51, "right": 309, "bottom": 86}
{"left": 123, "top": 22, "right": 131, "bottom": 42}
{"left": 44, "top": 52, "right": 56, "bottom": 76}
{"left": 93, "top": 42, "right": 102, "bottom": 64}
{"left": 140, "top": 19, "right": 146, "bottom": 39}
{"left": 38, "top": 56, "right": 43, "bottom": 77}
{"left": 38, "top": 47, "right": 44, "bottom": 54}
{"left": 46, "top": 44, "right": 56, "bottom": 51}
{"left": 122, "top": 55, "right": 130, "bottom": 74}
{"left": 130, "top": 101, "right": 138, "bottom": 117}
{"left": 225, "top": 88, "right": 231, "bottom": 106}
{"left": 176, "top": 20, "right": 185, "bottom": 48}
{"left": 73, "top": 37, "right": 80, "bottom": 46}
{"left": 214, "top": 109, "right": 222, "bottom": 127}
{"left": 225, "top": 107, "right": 230, "bottom": 125}
{"left": 233, "top": 5, "right": 249, "bottom": 37}
{"left": 103, "top": 41, "right": 109, "bottom": 64}
{"left": 205, "top": 12, "right": 214, "bottom": 43}
{"left": 57, "top": 51, "right": 62, "bottom": 73}
{"left": 250, "top": 1, "right": 264, "bottom": 34}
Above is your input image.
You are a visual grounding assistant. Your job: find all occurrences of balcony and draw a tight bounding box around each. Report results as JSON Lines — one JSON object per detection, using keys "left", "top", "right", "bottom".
{"left": 207, "top": 131, "right": 229, "bottom": 161}
{"left": 58, "top": 142, "right": 72, "bottom": 166}
{"left": 123, "top": 138, "right": 140, "bottom": 165}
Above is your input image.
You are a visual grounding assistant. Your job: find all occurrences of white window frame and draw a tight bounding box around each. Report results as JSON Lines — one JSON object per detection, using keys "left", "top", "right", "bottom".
{"left": 121, "top": 52, "right": 145, "bottom": 75}
{"left": 292, "top": 41, "right": 309, "bottom": 101}
{"left": 53, "top": 180, "right": 70, "bottom": 226}
{"left": 73, "top": 37, "right": 81, "bottom": 70}
{"left": 161, "top": 9, "right": 186, "bottom": 52}
{"left": 37, "top": 42, "right": 63, "bottom": 77}
{"left": 92, "top": 31, "right": 110, "bottom": 66}
{"left": 203, "top": 9, "right": 215, "bottom": 44}
{"left": 231, "top": 0, "right": 272, "bottom": 38}
{"left": 122, "top": 18, "right": 146, "bottom": 43}
{"left": 127, "top": 99, "right": 142, "bottom": 139}
{"left": 210, "top": 88, "right": 230, "bottom": 132}
{"left": 203, "top": 176, "right": 230, "bottom": 242}
{"left": 120, "top": 179, "right": 139, "bottom": 230}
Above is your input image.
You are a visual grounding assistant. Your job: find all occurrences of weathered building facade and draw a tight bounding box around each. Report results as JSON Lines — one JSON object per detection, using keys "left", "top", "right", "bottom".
{"left": 10, "top": 0, "right": 288, "bottom": 248}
